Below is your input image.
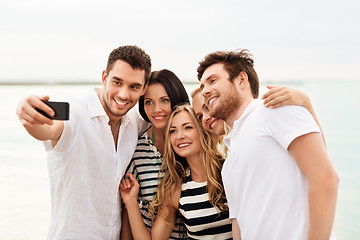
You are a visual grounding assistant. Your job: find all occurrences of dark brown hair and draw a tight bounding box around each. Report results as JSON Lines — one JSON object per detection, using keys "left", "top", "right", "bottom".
{"left": 106, "top": 45, "right": 152, "bottom": 84}
{"left": 197, "top": 49, "right": 259, "bottom": 98}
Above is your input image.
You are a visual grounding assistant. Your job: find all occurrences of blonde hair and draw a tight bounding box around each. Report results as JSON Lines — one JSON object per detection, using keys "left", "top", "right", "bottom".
{"left": 150, "top": 104, "right": 228, "bottom": 222}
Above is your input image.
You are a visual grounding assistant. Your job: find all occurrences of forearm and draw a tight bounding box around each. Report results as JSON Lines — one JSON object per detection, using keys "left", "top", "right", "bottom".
{"left": 307, "top": 174, "right": 339, "bottom": 240}
{"left": 24, "top": 123, "right": 61, "bottom": 141}
{"left": 232, "top": 219, "right": 241, "bottom": 240}
{"left": 125, "top": 200, "right": 151, "bottom": 240}
{"left": 120, "top": 207, "right": 133, "bottom": 240}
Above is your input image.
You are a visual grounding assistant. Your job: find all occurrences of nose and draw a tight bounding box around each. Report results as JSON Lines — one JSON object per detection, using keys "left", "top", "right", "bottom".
{"left": 117, "top": 86, "right": 130, "bottom": 100}
{"left": 201, "top": 84, "right": 210, "bottom": 98}
{"left": 175, "top": 129, "right": 185, "bottom": 140}
{"left": 203, "top": 111, "right": 211, "bottom": 123}
{"left": 153, "top": 102, "right": 161, "bottom": 112}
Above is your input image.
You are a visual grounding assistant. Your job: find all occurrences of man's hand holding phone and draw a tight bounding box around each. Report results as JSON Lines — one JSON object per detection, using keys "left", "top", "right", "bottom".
{"left": 17, "top": 95, "right": 69, "bottom": 128}
{"left": 17, "top": 95, "right": 69, "bottom": 141}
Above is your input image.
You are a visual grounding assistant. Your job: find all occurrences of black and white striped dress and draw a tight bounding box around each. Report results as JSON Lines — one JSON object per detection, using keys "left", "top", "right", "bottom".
{"left": 179, "top": 172, "right": 232, "bottom": 240}
{"left": 126, "top": 131, "right": 187, "bottom": 240}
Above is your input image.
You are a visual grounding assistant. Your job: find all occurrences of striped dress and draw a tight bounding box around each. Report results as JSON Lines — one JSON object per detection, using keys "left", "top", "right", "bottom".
{"left": 126, "top": 131, "right": 188, "bottom": 240}
{"left": 179, "top": 172, "right": 232, "bottom": 240}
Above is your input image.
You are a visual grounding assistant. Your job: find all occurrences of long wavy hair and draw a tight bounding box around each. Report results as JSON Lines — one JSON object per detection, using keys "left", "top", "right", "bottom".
{"left": 150, "top": 104, "right": 228, "bottom": 222}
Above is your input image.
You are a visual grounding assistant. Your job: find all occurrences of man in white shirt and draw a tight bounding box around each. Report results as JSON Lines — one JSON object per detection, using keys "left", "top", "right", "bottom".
{"left": 197, "top": 50, "right": 339, "bottom": 240}
{"left": 16, "top": 45, "right": 151, "bottom": 239}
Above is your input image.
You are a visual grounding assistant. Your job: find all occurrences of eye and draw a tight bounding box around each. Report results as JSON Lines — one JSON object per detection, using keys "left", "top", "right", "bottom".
{"left": 131, "top": 85, "right": 140, "bottom": 90}
{"left": 169, "top": 129, "right": 176, "bottom": 134}
{"left": 210, "top": 78, "right": 216, "bottom": 84}
{"left": 145, "top": 100, "right": 152, "bottom": 105}
{"left": 197, "top": 113, "right": 203, "bottom": 121}
{"left": 162, "top": 98, "right": 170, "bottom": 103}
{"left": 113, "top": 81, "right": 121, "bottom": 86}
{"left": 185, "top": 125, "right": 193, "bottom": 130}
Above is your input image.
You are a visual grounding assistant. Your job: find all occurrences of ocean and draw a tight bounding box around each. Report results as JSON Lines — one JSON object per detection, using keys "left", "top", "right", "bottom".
{"left": 0, "top": 81, "right": 359, "bottom": 239}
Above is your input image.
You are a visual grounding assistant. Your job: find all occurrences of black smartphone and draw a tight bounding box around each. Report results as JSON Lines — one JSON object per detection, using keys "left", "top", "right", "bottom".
{"left": 36, "top": 101, "right": 70, "bottom": 120}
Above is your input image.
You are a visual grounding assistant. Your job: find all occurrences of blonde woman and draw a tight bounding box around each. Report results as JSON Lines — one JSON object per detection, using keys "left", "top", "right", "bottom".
{"left": 120, "top": 104, "right": 232, "bottom": 240}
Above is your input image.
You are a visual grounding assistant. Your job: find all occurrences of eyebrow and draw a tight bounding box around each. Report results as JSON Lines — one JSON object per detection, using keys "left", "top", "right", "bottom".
{"left": 199, "top": 74, "right": 216, "bottom": 89}
{"left": 112, "top": 76, "right": 144, "bottom": 87}
{"left": 112, "top": 76, "right": 123, "bottom": 82}
{"left": 205, "top": 74, "right": 217, "bottom": 83}
{"left": 170, "top": 121, "right": 193, "bottom": 128}
{"left": 144, "top": 95, "right": 169, "bottom": 100}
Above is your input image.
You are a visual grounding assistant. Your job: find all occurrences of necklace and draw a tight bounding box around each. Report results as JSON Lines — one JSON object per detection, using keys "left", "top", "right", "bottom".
{"left": 151, "top": 127, "right": 154, "bottom": 144}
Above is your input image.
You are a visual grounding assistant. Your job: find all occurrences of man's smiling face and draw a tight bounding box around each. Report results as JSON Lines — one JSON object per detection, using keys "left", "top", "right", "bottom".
{"left": 200, "top": 63, "right": 241, "bottom": 122}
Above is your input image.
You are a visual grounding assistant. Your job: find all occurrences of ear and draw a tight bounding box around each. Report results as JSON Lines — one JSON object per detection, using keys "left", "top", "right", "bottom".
{"left": 101, "top": 70, "right": 108, "bottom": 85}
{"left": 238, "top": 72, "right": 248, "bottom": 86}
{"left": 140, "top": 82, "right": 149, "bottom": 96}
{"left": 232, "top": 71, "right": 249, "bottom": 90}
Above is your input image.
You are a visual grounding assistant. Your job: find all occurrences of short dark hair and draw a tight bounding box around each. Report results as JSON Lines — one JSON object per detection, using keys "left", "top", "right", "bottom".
{"left": 139, "top": 69, "right": 190, "bottom": 122}
{"left": 197, "top": 49, "right": 259, "bottom": 98}
{"left": 106, "top": 45, "right": 152, "bottom": 84}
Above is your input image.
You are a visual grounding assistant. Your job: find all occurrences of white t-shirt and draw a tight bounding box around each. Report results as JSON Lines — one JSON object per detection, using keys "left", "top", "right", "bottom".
{"left": 222, "top": 99, "right": 335, "bottom": 240}
{"left": 43, "top": 88, "right": 147, "bottom": 240}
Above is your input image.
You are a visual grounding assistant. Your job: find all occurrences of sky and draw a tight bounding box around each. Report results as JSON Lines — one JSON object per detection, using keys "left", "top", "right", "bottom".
{"left": 1, "top": 0, "right": 359, "bottom": 83}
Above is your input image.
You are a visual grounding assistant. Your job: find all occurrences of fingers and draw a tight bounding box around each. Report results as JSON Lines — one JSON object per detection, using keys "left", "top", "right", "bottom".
{"left": 120, "top": 176, "right": 132, "bottom": 190}
{"left": 263, "top": 89, "right": 288, "bottom": 105}
{"left": 264, "top": 95, "right": 289, "bottom": 108}
{"left": 262, "top": 86, "right": 284, "bottom": 99}
{"left": 127, "top": 173, "right": 137, "bottom": 183}
{"left": 265, "top": 85, "right": 275, "bottom": 90}
{"left": 17, "top": 95, "right": 54, "bottom": 125}
{"left": 119, "top": 173, "right": 139, "bottom": 191}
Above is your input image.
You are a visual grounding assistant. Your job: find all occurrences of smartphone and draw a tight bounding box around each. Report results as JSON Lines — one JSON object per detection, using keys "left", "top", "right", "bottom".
{"left": 36, "top": 101, "right": 70, "bottom": 120}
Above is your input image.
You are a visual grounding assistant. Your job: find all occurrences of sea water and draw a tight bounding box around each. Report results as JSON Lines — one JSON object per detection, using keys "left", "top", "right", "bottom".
{"left": 0, "top": 81, "right": 359, "bottom": 239}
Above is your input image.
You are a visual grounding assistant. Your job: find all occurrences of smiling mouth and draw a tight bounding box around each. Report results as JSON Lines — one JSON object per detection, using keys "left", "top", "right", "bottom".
{"left": 178, "top": 143, "right": 191, "bottom": 148}
{"left": 210, "top": 119, "right": 218, "bottom": 129}
{"left": 114, "top": 98, "right": 128, "bottom": 106}
{"left": 153, "top": 115, "right": 167, "bottom": 121}
{"left": 208, "top": 97, "right": 217, "bottom": 107}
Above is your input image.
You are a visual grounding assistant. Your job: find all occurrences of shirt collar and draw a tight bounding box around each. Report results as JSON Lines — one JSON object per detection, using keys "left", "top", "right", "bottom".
{"left": 85, "top": 87, "right": 107, "bottom": 119}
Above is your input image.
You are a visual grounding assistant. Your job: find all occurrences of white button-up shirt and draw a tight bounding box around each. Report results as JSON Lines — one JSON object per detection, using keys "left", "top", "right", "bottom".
{"left": 43, "top": 88, "right": 148, "bottom": 240}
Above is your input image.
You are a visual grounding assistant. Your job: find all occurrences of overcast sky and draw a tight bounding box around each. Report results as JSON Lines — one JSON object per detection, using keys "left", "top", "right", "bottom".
{"left": 1, "top": 0, "right": 359, "bottom": 83}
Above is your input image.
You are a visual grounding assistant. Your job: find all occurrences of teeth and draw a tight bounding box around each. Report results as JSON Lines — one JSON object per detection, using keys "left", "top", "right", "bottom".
{"left": 154, "top": 116, "right": 166, "bottom": 120}
{"left": 178, "top": 143, "right": 190, "bottom": 148}
{"left": 114, "top": 99, "right": 127, "bottom": 106}
{"left": 209, "top": 97, "right": 216, "bottom": 106}
{"left": 210, "top": 120, "right": 217, "bottom": 129}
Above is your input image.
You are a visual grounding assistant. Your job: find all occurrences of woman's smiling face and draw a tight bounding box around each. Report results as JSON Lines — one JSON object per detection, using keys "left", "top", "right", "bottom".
{"left": 169, "top": 110, "right": 202, "bottom": 159}
{"left": 143, "top": 83, "right": 172, "bottom": 129}
{"left": 192, "top": 91, "right": 225, "bottom": 136}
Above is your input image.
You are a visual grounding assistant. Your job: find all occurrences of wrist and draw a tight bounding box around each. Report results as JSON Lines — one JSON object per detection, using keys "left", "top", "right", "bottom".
{"left": 124, "top": 198, "right": 138, "bottom": 207}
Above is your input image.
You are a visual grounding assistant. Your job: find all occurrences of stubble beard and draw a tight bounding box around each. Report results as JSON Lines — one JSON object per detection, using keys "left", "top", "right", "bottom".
{"left": 209, "top": 90, "right": 241, "bottom": 121}
{"left": 103, "top": 92, "right": 129, "bottom": 118}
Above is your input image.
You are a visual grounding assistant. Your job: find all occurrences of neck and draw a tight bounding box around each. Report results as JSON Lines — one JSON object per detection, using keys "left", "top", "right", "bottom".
{"left": 149, "top": 125, "right": 166, "bottom": 154}
{"left": 153, "top": 125, "right": 166, "bottom": 140}
{"left": 97, "top": 90, "right": 122, "bottom": 149}
{"left": 186, "top": 153, "right": 206, "bottom": 182}
{"left": 225, "top": 97, "right": 254, "bottom": 128}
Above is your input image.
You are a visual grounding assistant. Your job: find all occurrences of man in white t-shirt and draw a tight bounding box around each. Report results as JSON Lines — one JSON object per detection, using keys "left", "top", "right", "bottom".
{"left": 197, "top": 50, "right": 339, "bottom": 240}
{"left": 16, "top": 45, "right": 151, "bottom": 239}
